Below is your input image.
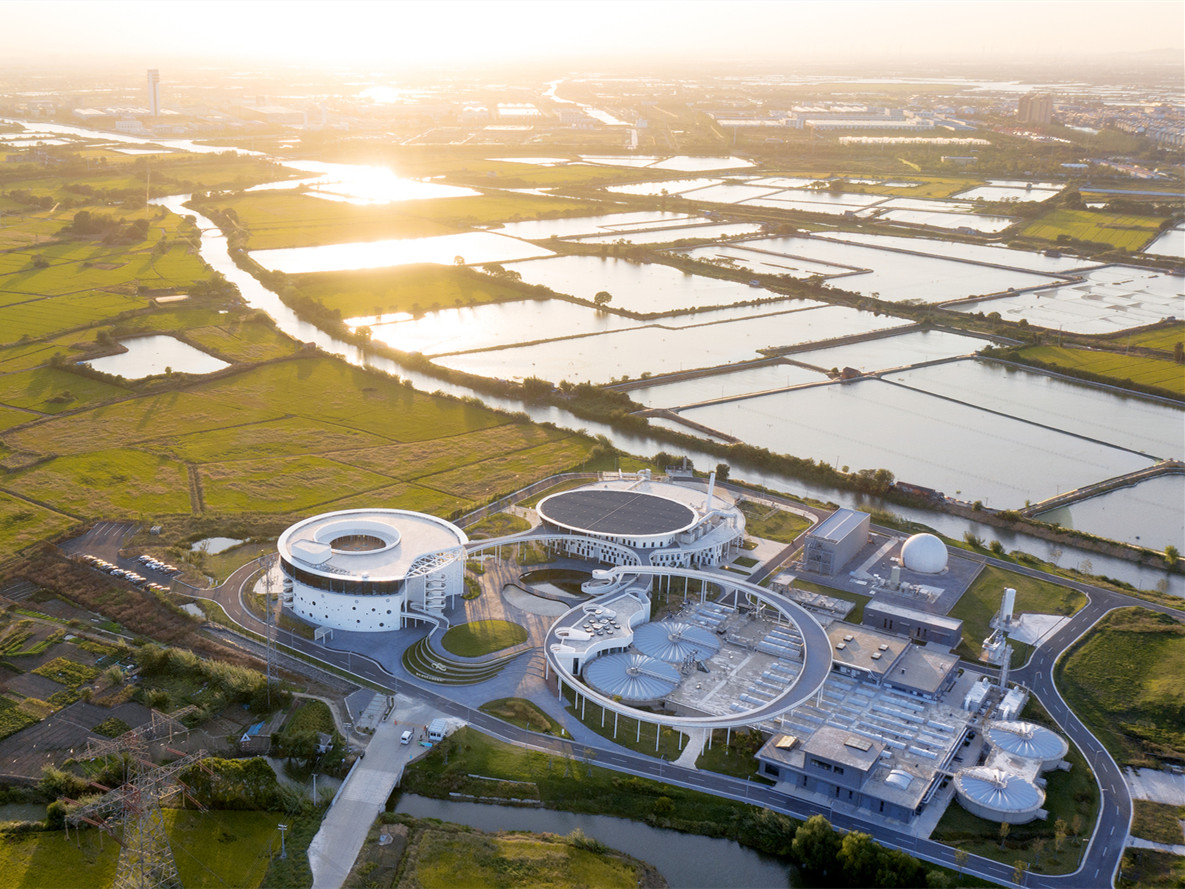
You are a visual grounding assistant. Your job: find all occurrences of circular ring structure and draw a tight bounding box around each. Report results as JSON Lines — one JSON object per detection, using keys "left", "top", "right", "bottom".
{"left": 546, "top": 566, "right": 833, "bottom": 730}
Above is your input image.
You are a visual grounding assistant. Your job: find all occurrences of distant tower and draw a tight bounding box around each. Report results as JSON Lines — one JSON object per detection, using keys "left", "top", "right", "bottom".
{"left": 1016, "top": 92, "right": 1052, "bottom": 126}
{"left": 147, "top": 69, "right": 161, "bottom": 117}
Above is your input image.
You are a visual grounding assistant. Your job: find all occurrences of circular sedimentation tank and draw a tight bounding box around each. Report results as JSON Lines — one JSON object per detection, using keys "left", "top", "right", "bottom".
{"left": 584, "top": 652, "right": 680, "bottom": 702}
{"left": 987, "top": 721, "right": 1069, "bottom": 769}
{"left": 954, "top": 766, "right": 1045, "bottom": 824}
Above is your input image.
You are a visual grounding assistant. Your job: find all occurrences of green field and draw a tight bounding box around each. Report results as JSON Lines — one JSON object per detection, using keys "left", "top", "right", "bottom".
{"left": 1116, "top": 322, "right": 1185, "bottom": 353}
{"left": 1056, "top": 607, "right": 1185, "bottom": 766}
{"left": 1019, "top": 345, "right": 1185, "bottom": 397}
{"left": 0, "top": 491, "right": 78, "bottom": 556}
{"left": 0, "top": 809, "right": 281, "bottom": 889}
{"left": 0, "top": 366, "right": 130, "bottom": 414}
{"left": 948, "top": 565, "right": 1086, "bottom": 661}
{"left": 289, "top": 264, "right": 535, "bottom": 318}
{"left": 1022, "top": 208, "right": 1164, "bottom": 251}
{"left": 202, "top": 189, "right": 605, "bottom": 250}
{"left": 0, "top": 356, "right": 593, "bottom": 559}
{"left": 440, "top": 619, "right": 528, "bottom": 656}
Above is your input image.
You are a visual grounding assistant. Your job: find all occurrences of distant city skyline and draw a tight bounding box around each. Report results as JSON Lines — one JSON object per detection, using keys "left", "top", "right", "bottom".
{"left": 1, "top": 0, "right": 1182, "bottom": 72}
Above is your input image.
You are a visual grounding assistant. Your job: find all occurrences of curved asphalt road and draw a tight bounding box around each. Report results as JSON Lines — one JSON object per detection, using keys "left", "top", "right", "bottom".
{"left": 197, "top": 525, "right": 1185, "bottom": 889}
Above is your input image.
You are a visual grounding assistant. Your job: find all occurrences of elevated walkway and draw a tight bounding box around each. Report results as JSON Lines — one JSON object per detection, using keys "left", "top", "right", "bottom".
{"left": 1020, "top": 459, "right": 1184, "bottom": 517}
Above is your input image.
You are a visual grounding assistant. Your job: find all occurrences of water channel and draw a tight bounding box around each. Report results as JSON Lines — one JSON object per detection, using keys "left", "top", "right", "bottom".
{"left": 392, "top": 794, "right": 793, "bottom": 888}
{"left": 0, "top": 117, "right": 1125, "bottom": 598}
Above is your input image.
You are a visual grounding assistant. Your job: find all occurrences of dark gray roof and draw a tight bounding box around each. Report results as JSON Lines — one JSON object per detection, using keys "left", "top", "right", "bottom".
{"left": 539, "top": 490, "right": 696, "bottom": 536}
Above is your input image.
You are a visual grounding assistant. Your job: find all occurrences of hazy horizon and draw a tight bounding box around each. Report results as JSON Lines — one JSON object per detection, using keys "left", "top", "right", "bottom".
{"left": 2, "top": 0, "right": 1182, "bottom": 75}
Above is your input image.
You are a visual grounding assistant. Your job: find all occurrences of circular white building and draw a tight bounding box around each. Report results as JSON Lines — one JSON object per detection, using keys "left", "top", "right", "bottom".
{"left": 900, "top": 533, "right": 948, "bottom": 574}
{"left": 535, "top": 474, "right": 744, "bottom": 568}
{"left": 278, "top": 509, "right": 467, "bottom": 632}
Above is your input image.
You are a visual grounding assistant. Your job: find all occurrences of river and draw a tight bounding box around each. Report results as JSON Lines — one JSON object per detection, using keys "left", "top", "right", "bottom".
{"left": 393, "top": 793, "right": 793, "bottom": 888}
{"left": 14, "top": 115, "right": 1160, "bottom": 597}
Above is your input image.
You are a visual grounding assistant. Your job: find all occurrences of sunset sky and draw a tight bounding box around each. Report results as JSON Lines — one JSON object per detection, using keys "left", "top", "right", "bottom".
{"left": 2, "top": 0, "right": 1182, "bottom": 71}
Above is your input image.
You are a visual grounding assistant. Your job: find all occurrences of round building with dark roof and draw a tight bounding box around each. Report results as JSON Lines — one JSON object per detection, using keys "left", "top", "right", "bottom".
{"left": 534, "top": 474, "right": 744, "bottom": 568}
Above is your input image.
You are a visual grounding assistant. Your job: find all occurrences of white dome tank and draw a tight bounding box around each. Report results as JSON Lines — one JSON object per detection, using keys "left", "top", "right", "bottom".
{"left": 901, "top": 533, "right": 948, "bottom": 574}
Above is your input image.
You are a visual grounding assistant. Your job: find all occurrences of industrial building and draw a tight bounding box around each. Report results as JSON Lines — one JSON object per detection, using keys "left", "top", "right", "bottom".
{"left": 277, "top": 508, "right": 467, "bottom": 632}
{"left": 801, "top": 508, "right": 870, "bottom": 575}
{"left": 863, "top": 600, "right": 964, "bottom": 648}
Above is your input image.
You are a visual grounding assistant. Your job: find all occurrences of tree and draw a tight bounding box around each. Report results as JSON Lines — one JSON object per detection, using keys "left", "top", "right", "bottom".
{"left": 837, "top": 830, "right": 881, "bottom": 886}
{"left": 593, "top": 290, "right": 612, "bottom": 308}
{"left": 998, "top": 821, "right": 1011, "bottom": 850}
{"left": 954, "top": 847, "right": 969, "bottom": 873}
{"left": 1165, "top": 544, "right": 1179, "bottom": 567}
{"left": 792, "top": 814, "right": 841, "bottom": 876}
{"left": 1012, "top": 859, "right": 1029, "bottom": 884}
{"left": 714, "top": 462, "right": 730, "bottom": 482}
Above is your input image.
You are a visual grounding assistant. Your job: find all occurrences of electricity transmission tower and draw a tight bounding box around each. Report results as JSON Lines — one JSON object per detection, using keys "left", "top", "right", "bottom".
{"left": 65, "top": 714, "right": 207, "bottom": 889}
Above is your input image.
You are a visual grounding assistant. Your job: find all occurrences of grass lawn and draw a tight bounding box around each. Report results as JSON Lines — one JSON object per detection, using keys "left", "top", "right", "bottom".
{"left": 1056, "top": 607, "right": 1185, "bottom": 766}
{"left": 695, "top": 728, "right": 775, "bottom": 781}
{"left": 0, "top": 809, "right": 281, "bottom": 889}
{"left": 1130, "top": 800, "right": 1185, "bottom": 845}
{"left": 465, "top": 512, "right": 531, "bottom": 539}
{"left": 1018, "top": 345, "right": 1185, "bottom": 397}
{"left": 480, "top": 697, "right": 569, "bottom": 737}
{"left": 405, "top": 821, "right": 642, "bottom": 889}
{"left": 1021, "top": 208, "right": 1164, "bottom": 251}
{"left": 564, "top": 694, "right": 689, "bottom": 760}
{"left": 440, "top": 619, "right": 528, "bottom": 656}
{"left": 1119, "top": 847, "right": 1185, "bottom": 888}
{"left": 290, "top": 264, "right": 533, "bottom": 318}
{"left": 738, "top": 500, "right": 813, "bottom": 543}
{"left": 948, "top": 565, "right": 1085, "bottom": 661}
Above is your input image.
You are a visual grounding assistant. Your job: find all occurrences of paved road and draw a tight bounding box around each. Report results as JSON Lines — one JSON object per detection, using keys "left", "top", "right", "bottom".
{"left": 196, "top": 530, "right": 1184, "bottom": 889}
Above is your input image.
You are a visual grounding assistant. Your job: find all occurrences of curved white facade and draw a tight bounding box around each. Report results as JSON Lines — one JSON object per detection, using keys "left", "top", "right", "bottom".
{"left": 278, "top": 508, "right": 467, "bottom": 632}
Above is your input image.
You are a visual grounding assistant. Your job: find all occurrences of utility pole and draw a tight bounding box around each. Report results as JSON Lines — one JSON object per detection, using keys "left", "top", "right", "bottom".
{"left": 263, "top": 555, "right": 277, "bottom": 708}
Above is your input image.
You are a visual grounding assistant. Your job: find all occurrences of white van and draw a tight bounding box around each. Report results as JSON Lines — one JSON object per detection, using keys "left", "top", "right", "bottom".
{"left": 400, "top": 730, "right": 413, "bottom": 745}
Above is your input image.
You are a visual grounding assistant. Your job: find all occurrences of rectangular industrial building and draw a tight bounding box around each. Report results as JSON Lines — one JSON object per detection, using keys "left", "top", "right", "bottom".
{"left": 863, "top": 600, "right": 964, "bottom": 648}
{"left": 801, "top": 508, "right": 869, "bottom": 575}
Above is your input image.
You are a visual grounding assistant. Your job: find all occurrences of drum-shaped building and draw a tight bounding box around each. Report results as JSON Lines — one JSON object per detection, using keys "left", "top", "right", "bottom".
{"left": 277, "top": 508, "right": 467, "bottom": 632}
